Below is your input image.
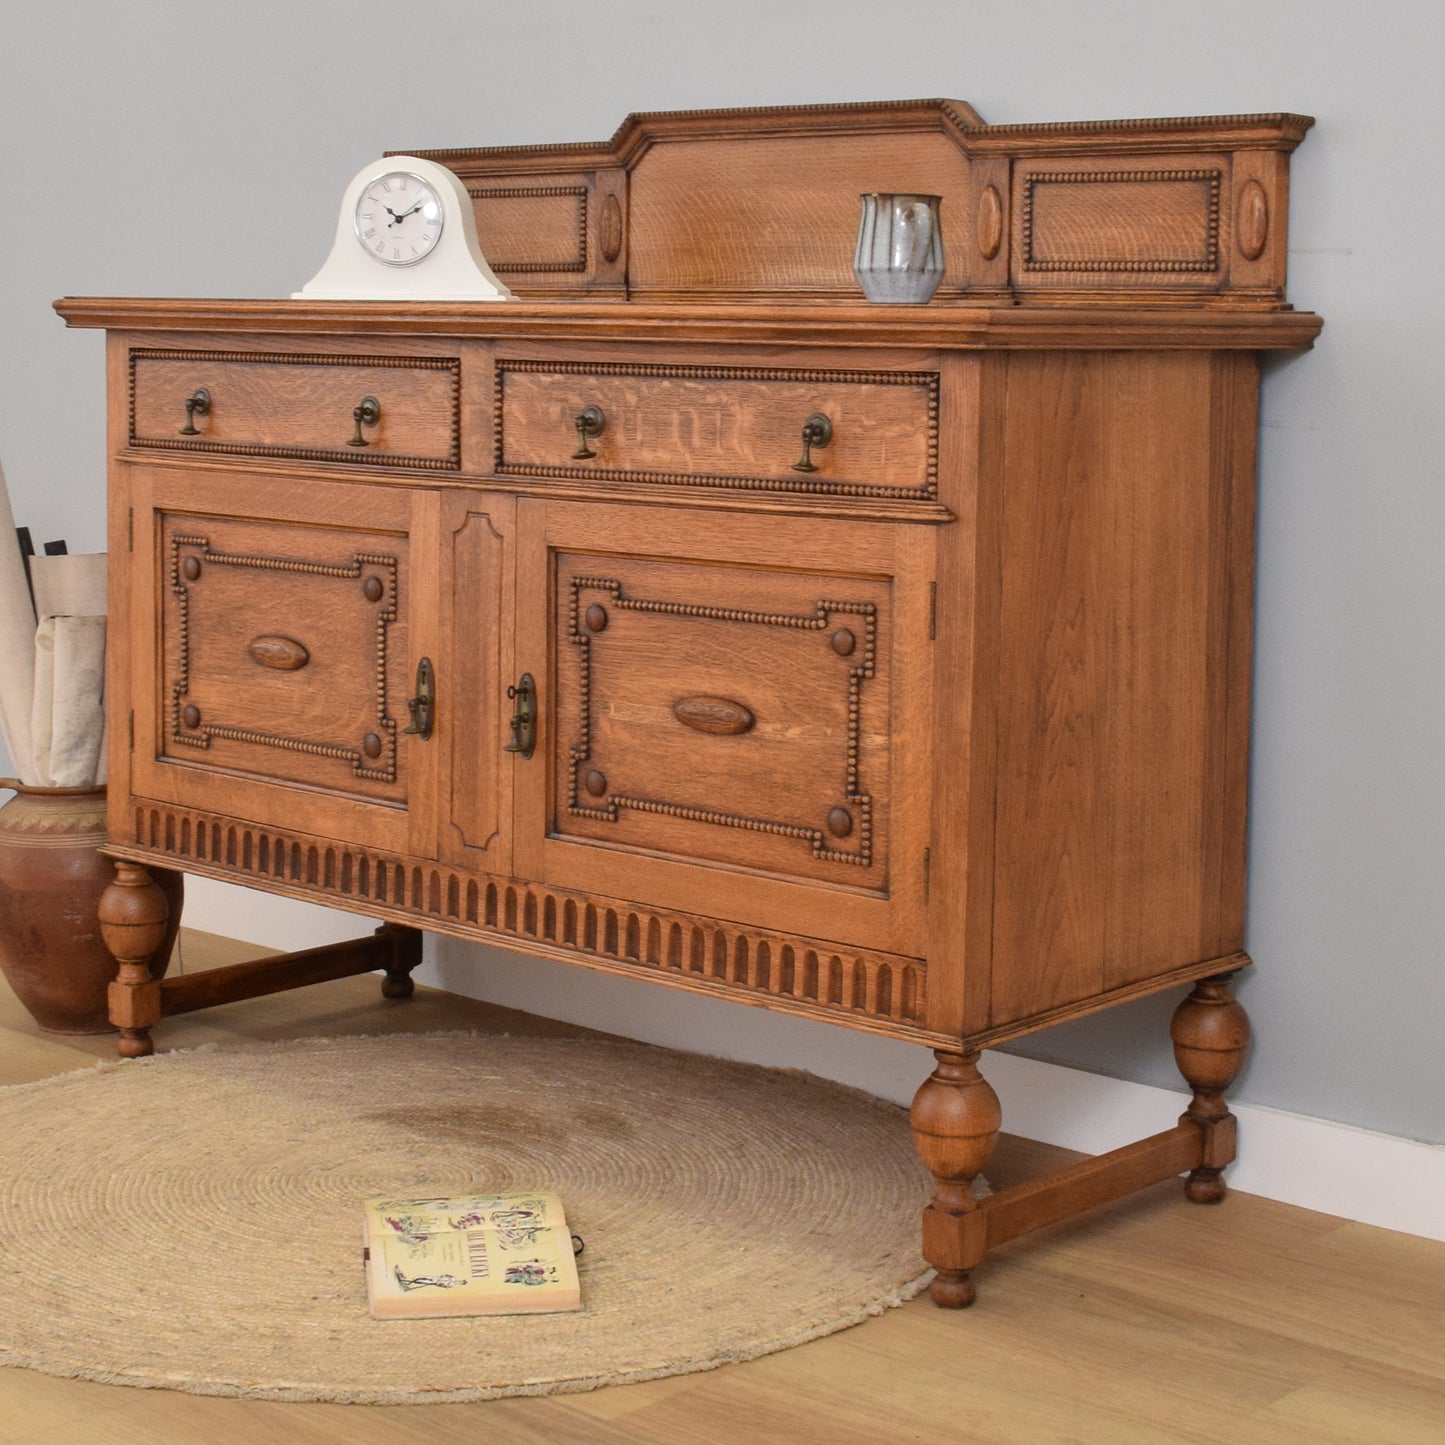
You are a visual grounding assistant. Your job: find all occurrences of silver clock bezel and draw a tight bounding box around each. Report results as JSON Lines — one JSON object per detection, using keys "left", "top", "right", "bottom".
{"left": 353, "top": 170, "right": 446, "bottom": 268}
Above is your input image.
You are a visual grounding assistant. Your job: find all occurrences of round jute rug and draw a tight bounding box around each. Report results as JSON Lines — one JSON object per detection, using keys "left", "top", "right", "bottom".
{"left": 0, "top": 1033, "right": 935, "bottom": 1404}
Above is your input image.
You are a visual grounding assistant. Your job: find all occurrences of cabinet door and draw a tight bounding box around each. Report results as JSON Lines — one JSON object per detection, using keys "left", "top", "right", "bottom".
{"left": 124, "top": 466, "right": 440, "bottom": 859}
{"left": 513, "top": 499, "right": 934, "bottom": 954}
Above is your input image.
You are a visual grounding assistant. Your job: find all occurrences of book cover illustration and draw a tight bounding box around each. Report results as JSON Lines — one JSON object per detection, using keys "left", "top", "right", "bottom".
{"left": 363, "top": 1190, "right": 582, "bottom": 1319}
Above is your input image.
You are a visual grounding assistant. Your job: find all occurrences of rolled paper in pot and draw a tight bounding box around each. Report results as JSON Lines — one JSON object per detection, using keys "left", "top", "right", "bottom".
{"left": 0, "top": 455, "right": 37, "bottom": 783}
{"left": 30, "top": 552, "right": 106, "bottom": 621}
{"left": 47, "top": 615, "right": 107, "bottom": 788}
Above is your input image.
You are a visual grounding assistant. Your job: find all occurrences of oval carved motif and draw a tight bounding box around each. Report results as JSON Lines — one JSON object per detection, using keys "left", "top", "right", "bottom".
{"left": 977, "top": 184, "right": 1004, "bottom": 261}
{"left": 600, "top": 192, "right": 624, "bottom": 263}
{"left": 1236, "top": 179, "right": 1269, "bottom": 261}
{"left": 672, "top": 695, "right": 755, "bottom": 736}
{"left": 248, "top": 634, "right": 311, "bottom": 671}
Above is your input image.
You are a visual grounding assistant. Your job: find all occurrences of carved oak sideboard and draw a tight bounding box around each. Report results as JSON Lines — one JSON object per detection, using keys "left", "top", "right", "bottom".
{"left": 57, "top": 100, "right": 1321, "bottom": 1306}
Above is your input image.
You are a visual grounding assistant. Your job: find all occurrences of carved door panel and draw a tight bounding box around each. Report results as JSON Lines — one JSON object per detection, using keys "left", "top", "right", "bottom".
{"left": 126, "top": 467, "right": 440, "bottom": 859}
{"left": 513, "top": 499, "right": 934, "bottom": 954}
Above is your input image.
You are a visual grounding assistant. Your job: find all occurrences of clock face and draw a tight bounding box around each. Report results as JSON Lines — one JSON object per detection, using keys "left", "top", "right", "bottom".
{"left": 353, "top": 171, "right": 445, "bottom": 266}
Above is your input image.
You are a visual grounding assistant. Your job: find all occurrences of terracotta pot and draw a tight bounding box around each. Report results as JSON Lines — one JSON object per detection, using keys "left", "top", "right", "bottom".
{"left": 0, "top": 781, "right": 183, "bottom": 1033}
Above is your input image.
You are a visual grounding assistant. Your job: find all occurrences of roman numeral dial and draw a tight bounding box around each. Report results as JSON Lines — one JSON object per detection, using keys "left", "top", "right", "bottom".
{"left": 353, "top": 171, "right": 445, "bottom": 266}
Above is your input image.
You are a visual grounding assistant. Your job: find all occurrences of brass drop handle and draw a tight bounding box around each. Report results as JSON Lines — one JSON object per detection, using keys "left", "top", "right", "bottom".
{"left": 348, "top": 395, "right": 381, "bottom": 448}
{"left": 504, "top": 673, "right": 537, "bottom": 758}
{"left": 179, "top": 388, "right": 211, "bottom": 436}
{"left": 792, "top": 412, "right": 833, "bottom": 473}
{"left": 572, "top": 405, "right": 605, "bottom": 459}
{"left": 403, "top": 657, "right": 435, "bottom": 740}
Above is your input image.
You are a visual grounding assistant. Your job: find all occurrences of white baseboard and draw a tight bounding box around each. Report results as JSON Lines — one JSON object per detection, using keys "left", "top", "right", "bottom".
{"left": 181, "top": 876, "right": 369, "bottom": 952}
{"left": 179, "top": 885, "right": 1445, "bottom": 1244}
{"left": 980, "top": 1050, "right": 1445, "bottom": 1243}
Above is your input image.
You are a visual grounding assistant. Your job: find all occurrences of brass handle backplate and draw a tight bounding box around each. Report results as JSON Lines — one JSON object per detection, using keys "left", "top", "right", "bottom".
{"left": 791, "top": 412, "right": 833, "bottom": 472}
{"left": 504, "top": 673, "right": 537, "bottom": 758}
{"left": 179, "top": 388, "right": 211, "bottom": 436}
{"left": 572, "top": 405, "right": 605, "bottom": 459}
{"left": 348, "top": 395, "right": 381, "bottom": 448}
{"left": 403, "top": 656, "right": 435, "bottom": 740}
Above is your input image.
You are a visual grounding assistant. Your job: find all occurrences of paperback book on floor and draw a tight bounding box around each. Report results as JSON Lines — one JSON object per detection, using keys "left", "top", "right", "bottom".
{"left": 363, "top": 1190, "right": 582, "bottom": 1318}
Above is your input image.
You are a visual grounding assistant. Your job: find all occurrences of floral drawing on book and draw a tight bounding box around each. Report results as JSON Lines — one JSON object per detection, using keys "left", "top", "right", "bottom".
{"left": 394, "top": 1267, "right": 466, "bottom": 1293}
{"left": 363, "top": 1189, "right": 582, "bottom": 1318}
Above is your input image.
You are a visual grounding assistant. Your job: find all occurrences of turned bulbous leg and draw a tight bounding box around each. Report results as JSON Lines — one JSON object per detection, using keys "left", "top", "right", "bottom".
{"left": 1171, "top": 973, "right": 1251, "bottom": 1203}
{"left": 98, "top": 861, "right": 170, "bottom": 1059}
{"left": 910, "top": 1051, "right": 1001, "bottom": 1307}
{"left": 379, "top": 923, "right": 422, "bottom": 999}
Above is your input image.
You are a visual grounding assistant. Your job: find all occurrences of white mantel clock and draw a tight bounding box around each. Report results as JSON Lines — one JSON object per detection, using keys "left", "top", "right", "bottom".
{"left": 294, "top": 155, "right": 513, "bottom": 301}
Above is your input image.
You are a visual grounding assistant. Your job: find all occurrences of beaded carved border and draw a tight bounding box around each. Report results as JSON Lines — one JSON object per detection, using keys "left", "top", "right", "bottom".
{"left": 168, "top": 535, "right": 400, "bottom": 783}
{"left": 567, "top": 576, "right": 877, "bottom": 869}
{"left": 494, "top": 359, "right": 939, "bottom": 500}
{"left": 1021, "top": 169, "right": 1223, "bottom": 274}
{"left": 130, "top": 801, "right": 927, "bottom": 1029}
{"left": 129, "top": 349, "right": 462, "bottom": 470}
{"left": 466, "top": 185, "right": 588, "bottom": 272}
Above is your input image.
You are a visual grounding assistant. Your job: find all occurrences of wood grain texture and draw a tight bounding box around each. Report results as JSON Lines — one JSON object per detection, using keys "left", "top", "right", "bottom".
{"left": 411, "top": 99, "right": 1311, "bottom": 305}
{"left": 63, "top": 100, "right": 1323, "bottom": 1309}
{"left": 495, "top": 357, "right": 937, "bottom": 498}
{"left": 513, "top": 498, "right": 933, "bottom": 958}
{"left": 59, "top": 296, "right": 1325, "bottom": 347}
{"left": 130, "top": 348, "right": 460, "bottom": 467}
{"left": 987, "top": 351, "right": 1247, "bottom": 1029}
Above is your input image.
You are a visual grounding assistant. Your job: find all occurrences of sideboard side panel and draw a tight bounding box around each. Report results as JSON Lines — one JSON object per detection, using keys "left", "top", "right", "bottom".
{"left": 988, "top": 349, "right": 1243, "bottom": 1028}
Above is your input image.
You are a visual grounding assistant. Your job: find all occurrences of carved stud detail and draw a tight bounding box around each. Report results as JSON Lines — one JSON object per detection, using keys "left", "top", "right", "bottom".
{"left": 672, "top": 695, "right": 755, "bottom": 736}
{"left": 584, "top": 603, "right": 608, "bottom": 632}
{"left": 976, "top": 183, "right": 1004, "bottom": 260}
{"left": 363, "top": 733, "right": 383, "bottom": 760}
{"left": 363, "top": 575, "right": 385, "bottom": 602}
{"left": 182, "top": 556, "right": 201, "bottom": 581}
{"left": 600, "top": 191, "right": 624, "bottom": 263}
{"left": 181, "top": 704, "right": 201, "bottom": 729}
{"left": 247, "top": 635, "right": 311, "bottom": 671}
{"left": 831, "top": 628, "right": 856, "bottom": 656}
{"left": 584, "top": 769, "right": 608, "bottom": 797}
{"left": 1236, "top": 178, "right": 1269, "bottom": 261}
{"left": 827, "top": 807, "right": 854, "bottom": 838}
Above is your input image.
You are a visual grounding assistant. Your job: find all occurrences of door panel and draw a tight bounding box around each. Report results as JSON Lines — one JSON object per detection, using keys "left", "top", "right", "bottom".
{"left": 128, "top": 466, "right": 440, "bottom": 858}
{"left": 515, "top": 499, "right": 933, "bottom": 954}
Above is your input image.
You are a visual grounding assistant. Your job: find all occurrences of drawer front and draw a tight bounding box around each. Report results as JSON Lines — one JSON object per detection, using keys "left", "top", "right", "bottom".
{"left": 130, "top": 348, "right": 461, "bottom": 468}
{"left": 496, "top": 360, "right": 938, "bottom": 500}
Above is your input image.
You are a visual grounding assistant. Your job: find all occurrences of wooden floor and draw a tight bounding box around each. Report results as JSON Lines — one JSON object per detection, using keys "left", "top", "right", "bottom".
{"left": 2, "top": 931, "right": 1443, "bottom": 1444}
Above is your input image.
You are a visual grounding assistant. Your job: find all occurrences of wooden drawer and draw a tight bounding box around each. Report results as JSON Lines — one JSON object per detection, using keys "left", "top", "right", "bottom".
{"left": 495, "top": 359, "right": 938, "bottom": 500}
{"left": 129, "top": 347, "right": 461, "bottom": 469}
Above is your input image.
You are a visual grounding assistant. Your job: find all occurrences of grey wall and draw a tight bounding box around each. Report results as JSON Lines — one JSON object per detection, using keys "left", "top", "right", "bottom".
{"left": 2, "top": 1, "right": 1440, "bottom": 1144}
